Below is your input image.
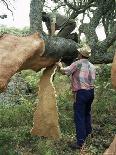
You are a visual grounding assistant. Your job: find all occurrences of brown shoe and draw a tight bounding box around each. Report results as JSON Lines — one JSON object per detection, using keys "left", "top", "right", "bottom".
{"left": 68, "top": 142, "right": 83, "bottom": 150}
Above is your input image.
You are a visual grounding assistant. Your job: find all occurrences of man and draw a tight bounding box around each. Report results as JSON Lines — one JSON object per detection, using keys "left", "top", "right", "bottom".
{"left": 42, "top": 12, "right": 76, "bottom": 37}
{"left": 57, "top": 45, "right": 96, "bottom": 149}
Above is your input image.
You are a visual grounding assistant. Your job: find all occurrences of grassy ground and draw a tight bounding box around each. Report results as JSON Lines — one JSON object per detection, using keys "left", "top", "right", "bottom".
{"left": 0, "top": 65, "right": 116, "bottom": 155}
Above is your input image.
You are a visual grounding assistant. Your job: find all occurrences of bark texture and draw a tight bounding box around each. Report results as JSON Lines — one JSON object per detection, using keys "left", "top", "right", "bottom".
{"left": 63, "top": 0, "right": 116, "bottom": 63}
{"left": 103, "top": 135, "right": 116, "bottom": 155}
{"left": 0, "top": 33, "right": 55, "bottom": 92}
{"left": 0, "top": 33, "right": 78, "bottom": 92}
{"left": 31, "top": 66, "right": 61, "bottom": 139}
{"left": 30, "top": 0, "right": 44, "bottom": 33}
{"left": 29, "top": 0, "right": 116, "bottom": 64}
{"left": 111, "top": 52, "right": 116, "bottom": 89}
{"left": 44, "top": 36, "right": 78, "bottom": 64}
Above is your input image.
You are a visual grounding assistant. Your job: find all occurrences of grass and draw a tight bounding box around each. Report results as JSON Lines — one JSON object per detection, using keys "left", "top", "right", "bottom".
{"left": 0, "top": 65, "right": 116, "bottom": 155}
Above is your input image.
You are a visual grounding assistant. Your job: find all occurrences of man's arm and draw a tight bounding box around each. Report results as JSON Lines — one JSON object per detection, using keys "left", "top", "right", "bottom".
{"left": 56, "top": 61, "right": 78, "bottom": 75}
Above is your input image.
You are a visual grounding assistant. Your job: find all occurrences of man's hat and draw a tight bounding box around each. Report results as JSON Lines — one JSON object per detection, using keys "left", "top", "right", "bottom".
{"left": 77, "top": 45, "right": 91, "bottom": 58}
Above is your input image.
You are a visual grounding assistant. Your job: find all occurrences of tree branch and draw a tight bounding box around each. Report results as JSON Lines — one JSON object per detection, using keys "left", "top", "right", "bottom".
{"left": 1, "top": 0, "right": 14, "bottom": 17}
{"left": 78, "top": 0, "right": 115, "bottom": 53}
{"left": 30, "top": 0, "right": 45, "bottom": 33}
{"left": 90, "top": 51, "right": 115, "bottom": 64}
{"left": 98, "top": 25, "right": 116, "bottom": 50}
{"left": 64, "top": 0, "right": 94, "bottom": 19}
{"left": 43, "top": 35, "right": 78, "bottom": 64}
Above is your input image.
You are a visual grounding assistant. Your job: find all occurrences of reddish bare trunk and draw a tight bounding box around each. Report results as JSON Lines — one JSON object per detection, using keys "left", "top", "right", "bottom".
{"left": 111, "top": 52, "right": 116, "bottom": 89}
{"left": 0, "top": 33, "right": 56, "bottom": 92}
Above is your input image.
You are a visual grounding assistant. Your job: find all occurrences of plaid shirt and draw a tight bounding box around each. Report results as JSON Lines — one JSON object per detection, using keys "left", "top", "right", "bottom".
{"left": 64, "top": 59, "right": 96, "bottom": 92}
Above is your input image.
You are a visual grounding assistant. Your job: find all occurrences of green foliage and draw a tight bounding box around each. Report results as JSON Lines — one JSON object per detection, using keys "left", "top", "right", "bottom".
{"left": 0, "top": 26, "right": 30, "bottom": 36}
{"left": 0, "top": 101, "right": 34, "bottom": 128}
{"left": 57, "top": 92, "right": 75, "bottom": 135}
{"left": 96, "top": 64, "right": 111, "bottom": 81}
{"left": 0, "top": 64, "right": 116, "bottom": 155}
{"left": 21, "top": 70, "right": 43, "bottom": 91}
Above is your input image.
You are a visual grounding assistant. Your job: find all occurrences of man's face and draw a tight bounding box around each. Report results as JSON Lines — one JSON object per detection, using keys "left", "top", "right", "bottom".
{"left": 78, "top": 53, "right": 82, "bottom": 59}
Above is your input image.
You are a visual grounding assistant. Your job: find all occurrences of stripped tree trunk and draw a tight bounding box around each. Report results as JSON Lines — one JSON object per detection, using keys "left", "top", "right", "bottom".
{"left": 111, "top": 52, "right": 116, "bottom": 89}
{"left": 31, "top": 66, "right": 61, "bottom": 139}
{"left": 103, "top": 135, "right": 116, "bottom": 155}
{"left": 0, "top": 33, "right": 78, "bottom": 92}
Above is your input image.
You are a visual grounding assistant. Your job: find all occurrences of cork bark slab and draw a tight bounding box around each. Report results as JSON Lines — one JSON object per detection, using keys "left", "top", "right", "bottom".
{"left": 103, "top": 135, "right": 116, "bottom": 155}
{"left": 31, "top": 66, "right": 61, "bottom": 139}
{"left": 0, "top": 33, "right": 45, "bottom": 92}
{"left": 111, "top": 52, "right": 116, "bottom": 89}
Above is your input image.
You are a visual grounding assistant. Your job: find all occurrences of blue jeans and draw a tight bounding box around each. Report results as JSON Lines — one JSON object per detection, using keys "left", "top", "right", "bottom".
{"left": 73, "top": 89, "right": 94, "bottom": 145}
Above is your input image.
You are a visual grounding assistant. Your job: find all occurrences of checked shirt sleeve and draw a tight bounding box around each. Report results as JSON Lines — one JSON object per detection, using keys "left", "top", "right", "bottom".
{"left": 63, "top": 61, "right": 79, "bottom": 76}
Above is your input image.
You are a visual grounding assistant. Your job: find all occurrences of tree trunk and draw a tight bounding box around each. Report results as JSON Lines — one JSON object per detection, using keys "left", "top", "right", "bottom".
{"left": 30, "top": 0, "right": 44, "bottom": 33}
{"left": 31, "top": 66, "right": 61, "bottom": 139}
{"left": 103, "top": 136, "right": 116, "bottom": 155}
{"left": 29, "top": 0, "right": 115, "bottom": 64}
{"left": 0, "top": 33, "right": 78, "bottom": 92}
{"left": 111, "top": 52, "right": 116, "bottom": 89}
{"left": 43, "top": 36, "right": 78, "bottom": 64}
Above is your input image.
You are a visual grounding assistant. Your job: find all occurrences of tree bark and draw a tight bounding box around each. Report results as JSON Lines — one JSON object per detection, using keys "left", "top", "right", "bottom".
{"left": 29, "top": 0, "right": 115, "bottom": 65}
{"left": 30, "top": 0, "right": 45, "bottom": 33}
{"left": 43, "top": 36, "right": 78, "bottom": 64}
{"left": 111, "top": 52, "right": 116, "bottom": 89}
{"left": 31, "top": 66, "right": 61, "bottom": 139}
{"left": 103, "top": 136, "right": 116, "bottom": 155}
{"left": 0, "top": 33, "right": 79, "bottom": 92}
{"left": 78, "top": 1, "right": 116, "bottom": 61}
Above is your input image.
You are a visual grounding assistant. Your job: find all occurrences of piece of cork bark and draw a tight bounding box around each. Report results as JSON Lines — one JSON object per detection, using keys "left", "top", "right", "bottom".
{"left": 103, "top": 135, "right": 116, "bottom": 155}
{"left": 111, "top": 52, "right": 116, "bottom": 89}
{"left": 31, "top": 66, "right": 61, "bottom": 139}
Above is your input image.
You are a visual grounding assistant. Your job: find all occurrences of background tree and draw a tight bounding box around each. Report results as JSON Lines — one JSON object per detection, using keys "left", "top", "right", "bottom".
{"left": 30, "top": 0, "right": 116, "bottom": 64}
{"left": 0, "top": 1, "right": 116, "bottom": 154}
{"left": 0, "top": 0, "right": 116, "bottom": 64}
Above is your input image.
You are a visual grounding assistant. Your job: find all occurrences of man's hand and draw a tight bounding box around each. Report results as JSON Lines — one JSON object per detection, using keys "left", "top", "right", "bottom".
{"left": 56, "top": 62, "right": 62, "bottom": 67}
{"left": 56, "top": 62, "right": 66, "bottom": 75}
{"left": 56, "top": 62, "right": 63, "bottom": 70}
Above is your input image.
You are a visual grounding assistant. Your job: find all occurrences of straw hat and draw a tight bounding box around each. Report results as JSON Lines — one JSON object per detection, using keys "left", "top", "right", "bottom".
{"left": 77, "top": 45, "right": 91, "bottom": 58}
